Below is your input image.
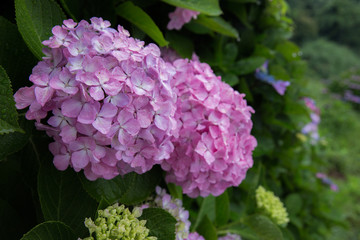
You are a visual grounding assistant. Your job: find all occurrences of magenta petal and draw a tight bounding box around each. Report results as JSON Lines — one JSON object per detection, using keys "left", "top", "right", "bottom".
{"left": 195, "top": 141, "right": 207, "bottom": 156}
{"left": 89, "top": 86, "right": 105, "bottom": 101}
{"left": 14, "top": 86, "right": 36, "bottom": 109}
{"left": 99, "top": 103, "right": 118, "bottom": 118}
{"left": 124, "top": 119, "right": 140, "bottom": 135}
{"left": 35, "top": 86, "right": 54, "bottom": 106}
{"left": 71, "top": 150, "right": 90, "bottom": 169}
{"left": 154, "top": 115, "right": 169, "bottom": 131}
{"left": 93, "top": 117, "right": 112, "bottom": 134}
{"left": 60, "top": 125, "right": 77, "bottom": 143}
{"left": 118, "top": 128, "right": 132, "bottom": 145}
{"left": 117, "top": 109, "right": 134, "bottom": 125}
{"left": 61, "top": 99, "right": 83, "bottom": 118}
{"left": 78, "top": 103, "right": 98, "bottom": 124}
{"left": 137, "top": 109, "right": 153, "bottom": 128}
{"left": 53, "top": 154, "right": 70, "bottom": 171}
{"left": 204, "top": 151, "right": 215, "bottom": 165}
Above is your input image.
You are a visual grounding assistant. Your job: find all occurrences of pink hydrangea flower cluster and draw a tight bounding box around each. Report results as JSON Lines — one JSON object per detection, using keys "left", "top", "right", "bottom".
{"left": 167, "top": 7, "right": 200, "bottom": 30}
{"left": 14, "top": 18, "right": 177, "bottom": 180}
{"left": 161, "top": 56, "right": 257, "bottom": 197}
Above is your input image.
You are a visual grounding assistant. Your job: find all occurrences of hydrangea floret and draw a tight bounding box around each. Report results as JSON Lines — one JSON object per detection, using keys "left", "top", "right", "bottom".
{"left": 302, "top": 97, "right": 320, "bottom": 144}
{"left": 167, "top": 7, "right": 200, "bottom": 30}
{"left": 255, "top": 61, "right": 290, "bottom": 95}
{"left": 218, "top": 233, "right": 242, "bottom": 240}
{"left": 80, "top": 203, "right": 156, "bottom": 240}
{"left": 141, "top": 186, "right": 204, "bottom": 240}
{"left": 316, "top": 172, "right": 339, "bottom": 191}
{"left": 13, "top": 18, "right": 177, "bottom": 180}
{"left": 255, "top": 186, "right": 289, "bottom": 226}
{"left": 161, "top": 55, "right": 257, "bottom": 197}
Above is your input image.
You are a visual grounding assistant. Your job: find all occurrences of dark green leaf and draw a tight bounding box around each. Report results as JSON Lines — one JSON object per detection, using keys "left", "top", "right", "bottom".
{"left": 196, "top": 215, "right": 217, "bottom": 240}
{"left": 162, "top": 0, "right": 222, "bottom": 16}
{"left": 0, "top": 66, "right": 22, "bottom": 134}
{"left": 238, "top": 77, "right": 253, "bottom": 102}
{"left": 192, "top": 195, "right": 215, "bottom": 231}
{"left": 230, "top": 57, "right": 266, "bottom": 75}
{"left": 116, "top": 1, "right": 168, "bottom": 47}
{"left": 194, "top": 15, "right": 239, "bottom": 39}
{"left": 80, "top": 166, "right": 162, "bottom": 205}
{"left": 222, "top": 73, "right": 239, "bottom": 87}
{"left": 167, "top": 182, "right": 183, "bottom": 201}
{"left": 0, "top": 198, "right": 20, "bottom": 238}
{"left": 59, "top": 0, "right": 80, "bottom": 21}
{"left": 245, "top": 214, "right": 284, "bottom": 240}
{"left": 38, "top": 162, "right": 97, "bottom": 236}
{"left": 223, "top": 43, "right": 238, "bottom": 65}
{"left": 275, "top": 41, "right": 301, "bottom": 62}
{"left": 139, "top": 208, "right": 177, "bottom": 240}
{"left": 0, "top": 16, "right": 36, "bottom": 90}
{"left": 166, "top": 31, "right": 194, "bottom": 58}
{"left": 215, "top": 190, "right": 230, "bottom": 227}
{"left": 20, "top": 221, "right": 76, "bottom": 240}
{"left": 185, "top": 21, "right": 212, "bottom": 34}
{"left": 15, "top": 0, "right": 66, "bottom": 59}
{"left": 226, "top": 2, "right": 253, "bottom": 29}
{"left": 0, "top": 116, "right": 32, "bottom": 160}
{"left": 284, "top": 194, "right": 302, "bottom": 216}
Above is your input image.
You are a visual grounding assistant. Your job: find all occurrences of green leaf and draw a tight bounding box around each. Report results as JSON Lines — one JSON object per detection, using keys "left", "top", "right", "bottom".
{"left": 215, "top": 190, "right": 230, "bottom": 227}
{"left": 223, "top": 43, "right": 239, "bottom": 65}
{"left": 162, "top": 0, "right": 222, "bottom": 16}
{"left": 20, "top": 221, "right": 76, "bottom": 240}
{"left": 80, "top": 166, "right": 162, "bottom": 205}
{"left": 244, "top": 214, "right": 284, "bottom": 240}
{"left": 194, "top": 15, "right": 239, "bottom": 39}
{"left": 230, "top": 56, "right": 267, "bottom": 75}
{"left": 15, "top": 0, "right": 66, "bottom": 60}
{"left": 0, "top": 66, "right": 23, "bottom": 135}
{"left": 116, "top": 1, "right": 168, "bottom": 47}
{"left": 192, "top": 195, "right": 215, "bottom": 231}
{"left": 166, "top": 31, "right": 194, "bottom": 59}
{"left": 59, "top": 0, "right": 80, "bottom": 21}
{"left": 284, "top": 194, "right": 302, "bottom": 216}
{"left": 38, "top": 162, "right": 97, "bottom": 236}
{"left": 275, "top": 41, "right": 301, "bottom": 62}
{"left": 222, "top": 73, "right": 239, "bottom": 87}
{"left": 0, "top": 116, "right": 32, "bottom": 160}
{"left": 238, "top": 77, "right": 253, "bottom": 102}
{"left": 196, "top": 215, "right": 217, "bottom": 240}
{"left": 139, "top": 208, "right": 177, "bottom": 240}
{"left": 167, "top": 182, "right": 183, "bottom": 201}
{"left": 0, "top": 16, "right": 36, "bottom": 90}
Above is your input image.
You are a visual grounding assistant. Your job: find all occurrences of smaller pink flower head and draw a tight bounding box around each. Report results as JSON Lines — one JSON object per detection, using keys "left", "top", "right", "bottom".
{"left": 167, "top": 7, "right": 200, "bottom": 30}
{"left": 161, "top": 56, "right": 257, "bottom": 198}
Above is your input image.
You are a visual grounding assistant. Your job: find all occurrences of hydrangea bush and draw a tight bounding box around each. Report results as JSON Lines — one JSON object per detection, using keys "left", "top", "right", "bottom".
{"left": 0, "top": 0, "right": 347, "bottom": 239}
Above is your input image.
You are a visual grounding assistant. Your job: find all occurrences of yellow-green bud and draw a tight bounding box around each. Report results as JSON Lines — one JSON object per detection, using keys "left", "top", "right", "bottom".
{"left": 79, "top": 203, "right": 157, "bottom": 240}
{"left": 255, "top": 186, "right": 289, "bottom": 226}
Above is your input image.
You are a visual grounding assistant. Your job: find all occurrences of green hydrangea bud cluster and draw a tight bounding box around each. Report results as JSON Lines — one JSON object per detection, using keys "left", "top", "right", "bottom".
{"left": 255, "top": 186, "right": 289, "bottom": 226}
{"left": 81, "top": 203, "right": 157, "bottom": 240}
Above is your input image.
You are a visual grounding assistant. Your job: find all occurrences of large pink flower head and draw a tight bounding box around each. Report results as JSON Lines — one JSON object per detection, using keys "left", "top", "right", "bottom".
{"left": 14, "top": 18, "right": 177, "bottom": 180}
{"left": 161, "top": 56, "right": 257, "bottom": 197}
